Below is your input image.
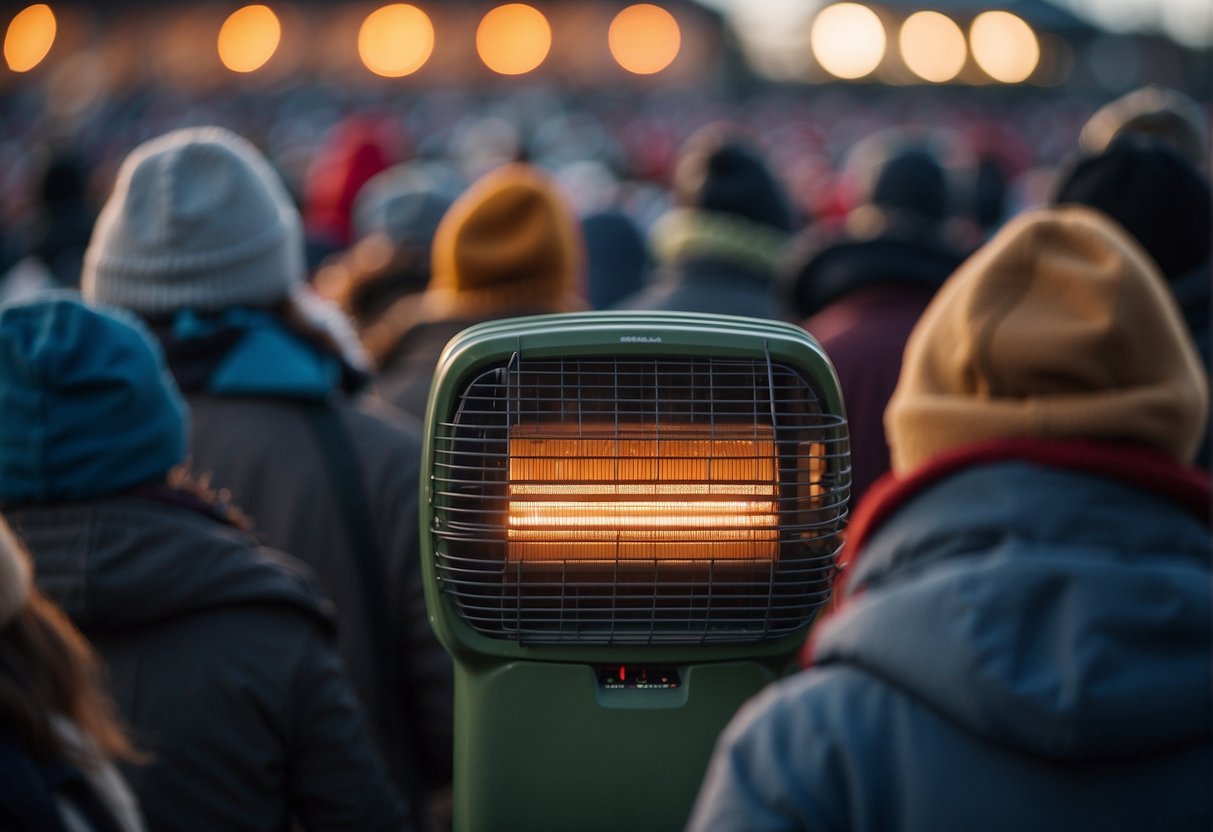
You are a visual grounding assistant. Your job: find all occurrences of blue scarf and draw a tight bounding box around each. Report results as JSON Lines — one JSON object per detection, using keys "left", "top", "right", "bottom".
{"left": 165, "top": 308, "right": 345, "bottom": 400}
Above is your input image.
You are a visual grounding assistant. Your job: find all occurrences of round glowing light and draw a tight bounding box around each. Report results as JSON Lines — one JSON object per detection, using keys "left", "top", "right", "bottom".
{"left": 359, "top": 4, "right": 434, "bottom": 77}
{"left": 476, "top": 4, "right": 551, "bottom": 75}
{"left": 218, "top": 4, "right": 281, "bottom": 73}
{"left": 900, "top": 11, "right": 966, "bottom": 83}
{"left": 5, "top": 4, "right": 56, "bottom": 73}
{"left": 609, "top": 4, "right": 681, "bottom": 75}
{"left": 970, "top": 10, "right": 1039, "bottom": 83}
{"left": 810, "top": 3, "right": 886, "bottom": 80}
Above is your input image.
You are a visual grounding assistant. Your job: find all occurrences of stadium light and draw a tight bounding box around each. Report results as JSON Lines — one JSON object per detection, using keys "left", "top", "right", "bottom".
{"left": 5, "top": 4, "right": 56, "bottom": 73}
{"left": 477, "top": 4, "right": 551, "bottom": 75}
{"left": 217, "top": 4, "right": 281, "bottom": 73}
{"left": 970, "top": 10, "right": 1039, "bottom": 83}
{"left": 609, "top": 4, "right": 681, "bottom": 75}
{"left": 810, "top": 3, "right": 886, "bottom": 80}
{"left": 359, "top": 4, "right": 434, "bottom": 77}
{"left": 900, "top": 11, "right": 966, "bottom": 83}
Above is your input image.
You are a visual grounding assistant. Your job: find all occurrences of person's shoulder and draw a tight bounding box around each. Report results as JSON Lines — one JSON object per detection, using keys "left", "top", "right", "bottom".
{"left": 721, "top": 664, "right": 894, "bottom": 762}
{"left": 331, "top": 393, "right": 424, "bottom": 462}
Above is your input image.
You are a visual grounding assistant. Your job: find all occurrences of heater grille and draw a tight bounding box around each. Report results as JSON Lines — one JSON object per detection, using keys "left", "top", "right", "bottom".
{"left": 431, "top": 354, "right": 849, "bottom": 645}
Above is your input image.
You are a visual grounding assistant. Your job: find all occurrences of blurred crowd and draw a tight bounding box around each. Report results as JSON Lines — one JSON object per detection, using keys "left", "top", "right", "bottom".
{"left": 0, "top": 73, "right": 1209, "bottom": 832}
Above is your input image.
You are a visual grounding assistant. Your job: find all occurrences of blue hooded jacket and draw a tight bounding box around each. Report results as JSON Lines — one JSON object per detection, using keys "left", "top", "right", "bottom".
{"left": 687, "top": 454, "right": 1211, "bottom": 831}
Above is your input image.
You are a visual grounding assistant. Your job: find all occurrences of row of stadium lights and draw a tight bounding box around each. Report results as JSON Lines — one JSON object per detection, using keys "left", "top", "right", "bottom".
{"left": 6, "top": 2, "right": 1039, "bottom": 83}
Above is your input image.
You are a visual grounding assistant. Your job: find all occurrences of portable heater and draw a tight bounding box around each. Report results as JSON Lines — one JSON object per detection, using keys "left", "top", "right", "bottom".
{"left": 421, "top": 311, "right": 850, "bottom": 832}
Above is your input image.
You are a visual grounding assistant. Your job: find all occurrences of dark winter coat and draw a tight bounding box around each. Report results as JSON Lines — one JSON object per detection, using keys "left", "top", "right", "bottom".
{"left": 688, "top": 440, "right": 1212, "bottom": 832}
{"left": 614, "top": 257, "right": 780, "bottom": 320}
{"left": 154, "top": 311, "right": 454, "bottom": 811}
{"left": 802, "top": 284, "right": 933, "bottom": 506}
{"left": 792, "top": 234, "right": 966, "bottom": 506}
{"left": 0, "top": 726, "right": 130, "bottom": 832}
{"left": 371, "top": 317, "right": 484, "bottom": 420}
{"left": 8, "top": 494, "right": 410, "bottom": 832}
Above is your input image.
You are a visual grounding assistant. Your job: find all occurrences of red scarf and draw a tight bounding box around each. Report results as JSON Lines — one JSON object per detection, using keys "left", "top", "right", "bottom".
{"left": 801, "top": 438, "right": 1210, "bottom": 667}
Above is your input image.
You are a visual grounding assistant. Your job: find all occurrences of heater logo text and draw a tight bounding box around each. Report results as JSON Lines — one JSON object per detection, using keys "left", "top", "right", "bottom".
{"left": 620, "top": 335, "right": 663, "bottom": 343}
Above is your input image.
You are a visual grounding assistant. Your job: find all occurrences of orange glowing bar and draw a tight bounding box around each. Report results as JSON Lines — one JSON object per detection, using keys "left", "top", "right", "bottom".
{"left": 507, "top": 424, "right": 780, "bottom": 562}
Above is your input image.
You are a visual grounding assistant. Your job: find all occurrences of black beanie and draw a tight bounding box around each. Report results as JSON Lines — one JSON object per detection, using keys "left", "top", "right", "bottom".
{"left": 673, "top": 127, "right": 793, "bottom": 233}
{"left": 1053, "top": 136, "right": 1211, "bottom": 281}
{"left": 871, "top": 148, "right": 948, "bottom": 222}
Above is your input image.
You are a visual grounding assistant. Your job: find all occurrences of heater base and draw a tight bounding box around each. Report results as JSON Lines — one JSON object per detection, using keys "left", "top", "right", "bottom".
{"left": 453, "top": 658, "right": 781, "bottom": 832}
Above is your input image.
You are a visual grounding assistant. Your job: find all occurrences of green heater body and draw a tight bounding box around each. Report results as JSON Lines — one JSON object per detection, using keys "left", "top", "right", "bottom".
{"left": 420, "top": 312, "right": 850, "bottom": 832}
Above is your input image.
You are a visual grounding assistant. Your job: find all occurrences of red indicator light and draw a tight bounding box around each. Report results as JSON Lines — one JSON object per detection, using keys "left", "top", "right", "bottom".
{"left": 620, "top": 665, "right": 626, "bottom": 681}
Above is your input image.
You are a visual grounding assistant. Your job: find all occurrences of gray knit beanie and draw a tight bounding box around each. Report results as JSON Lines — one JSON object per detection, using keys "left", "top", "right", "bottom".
{"left": 82, "top": 126, "right": 304, "bottom": 315}
{"left": 0, "top": 516, "right": 31, "bottom": 629}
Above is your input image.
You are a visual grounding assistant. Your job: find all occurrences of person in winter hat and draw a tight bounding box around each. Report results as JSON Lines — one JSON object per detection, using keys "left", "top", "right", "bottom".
{"left": 303, "top": 114, "right": 404, "bottom": 270}
{"left": 370, "top": 161, "right": 586, "bottom": 420}
{"left": 582, "top": 209, "right": 650, "bottom": 310}
{"left": 313, "top": 160, "right": 461, "bottom": 366}
{"left": 0, "top": 295, "right": 409, "bottom": 831}
{"left": 613, "top": 124, "right": 793, "bottom": 319}
{"left": 1052, "top": 135, "right": 1212, "bottom": 468}
{"left": 0, "top": 512, "right": 146, "bottom": 832}
{"left": 688, "top": 206, "right": 1211, "bottom": 832}
{"left": 784, "top": 140, "right": 969, "bottom": 506}
{"left": 1053, "top": 135, "right": 1210, "bottom": 284}
{"left": 81, "top": 126, "right": 452, "bottom": 829}
{"left": 1080, "top": 84, "right": 1208, "bottom": 171}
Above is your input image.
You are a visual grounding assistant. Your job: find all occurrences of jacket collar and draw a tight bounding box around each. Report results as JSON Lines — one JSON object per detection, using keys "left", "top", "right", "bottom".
{"left": 803, "top": 437, "right": 1211, "bottom": 668}
{"left": 847, "top": 438, "right": 1209, "bottom": 570}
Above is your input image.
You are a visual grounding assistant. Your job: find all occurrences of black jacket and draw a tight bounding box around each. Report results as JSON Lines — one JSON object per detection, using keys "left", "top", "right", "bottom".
{"left": 8, "top": 494, "right": 410, "bottom": 832}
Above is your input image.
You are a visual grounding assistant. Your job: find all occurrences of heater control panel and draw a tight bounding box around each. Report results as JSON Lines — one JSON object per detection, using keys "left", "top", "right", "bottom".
{"left": 597, "top": 665, "right": 681, "bottom": 690}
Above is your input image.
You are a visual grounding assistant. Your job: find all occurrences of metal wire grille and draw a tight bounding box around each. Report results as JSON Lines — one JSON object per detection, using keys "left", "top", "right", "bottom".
{"left": 431, "top": 354, "right": 850, "bottom": 645}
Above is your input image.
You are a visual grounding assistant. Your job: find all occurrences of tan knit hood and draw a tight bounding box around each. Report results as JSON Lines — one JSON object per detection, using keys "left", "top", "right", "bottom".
{"left": 423, "top": 163, "right": 585, "bottom": 319}
{"left": 886, "top": 205, "right": 1208, "bottom": 474}
{"left": 0, "top": 516, "right": 32, "bottom": 629}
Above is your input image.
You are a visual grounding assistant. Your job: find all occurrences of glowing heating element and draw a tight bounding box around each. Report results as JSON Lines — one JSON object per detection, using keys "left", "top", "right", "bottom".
{"left": 507, "top": 424, "right": 780, "bottom": 562}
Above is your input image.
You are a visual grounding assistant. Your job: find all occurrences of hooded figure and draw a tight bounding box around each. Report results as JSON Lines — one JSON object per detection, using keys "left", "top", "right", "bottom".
{"left": 688, "top": 207, "right": 1211, "bottom": 832}
{"left": 1052, "top": 135, "right": 1211, "bottom": 468}
{"left": 370, "top": 162, "right": 586, "bottom": 420}
{"left": 0, "top": 296, "right": 407, "bottom": 831}
{"left": 1079, "top": 84, "right": 1209, "bottom": 171}
{"left": 785, "top": 143, "right": 969, "bottom": 505}
{"left": 613, "top": 125, "right": 793, "bottom": 319}
{"left": 81, "top": 126, "right": 451, "bottom": 829}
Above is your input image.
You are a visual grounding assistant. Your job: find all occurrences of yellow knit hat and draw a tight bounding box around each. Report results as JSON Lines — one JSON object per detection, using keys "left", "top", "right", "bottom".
{"left": 424, "top": 164, "right": 585, "bottom": 319}
{"left": 886, "top": 205, "right": 1208, "bottom": 473}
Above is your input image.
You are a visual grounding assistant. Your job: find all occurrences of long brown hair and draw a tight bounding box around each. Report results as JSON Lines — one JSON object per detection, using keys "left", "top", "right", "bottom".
{"left": 0, "top": 589, "right": 140, "bottom": 765}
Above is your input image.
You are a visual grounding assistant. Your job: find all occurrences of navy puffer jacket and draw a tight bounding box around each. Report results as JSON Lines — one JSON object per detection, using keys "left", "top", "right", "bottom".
{"left": 688, "top": 450, "right": 1211, "bottom": 831}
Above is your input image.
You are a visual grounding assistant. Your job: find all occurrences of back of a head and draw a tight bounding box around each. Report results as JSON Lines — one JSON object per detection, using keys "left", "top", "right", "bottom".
{"left": 304, "top": 115, "right": 402, "bottom": 249}
{"left": 352, "top": 160, "right": 461, "bottom": 249}
{"left": 886, "top": 206, "right": 1208, "bottom": 474}
{"left": 1052, "top": 135, "right": 1212, "bottom": 281}
{"left": 0, "top": 295, "right": 188, "bottom": 504}
{"left": 317, "top": 162, "right": 459, "bottom": 329}
{"left": 426, "top": 163, "right": 584, "bottom": 318}
{"left": 82, "top": 126, "right": 304, "bottom": 317}
{"left": 672, "top": 126, "right": 793, "bottom": 233}
{"left": 869, "top": 147, "right": 949, "bottom": 224}
{"left": 582, "top": 210, "right": 649, "bottom": 310}
{"left": 1080, "top": 85, "right": 1209, "bottom": 169}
